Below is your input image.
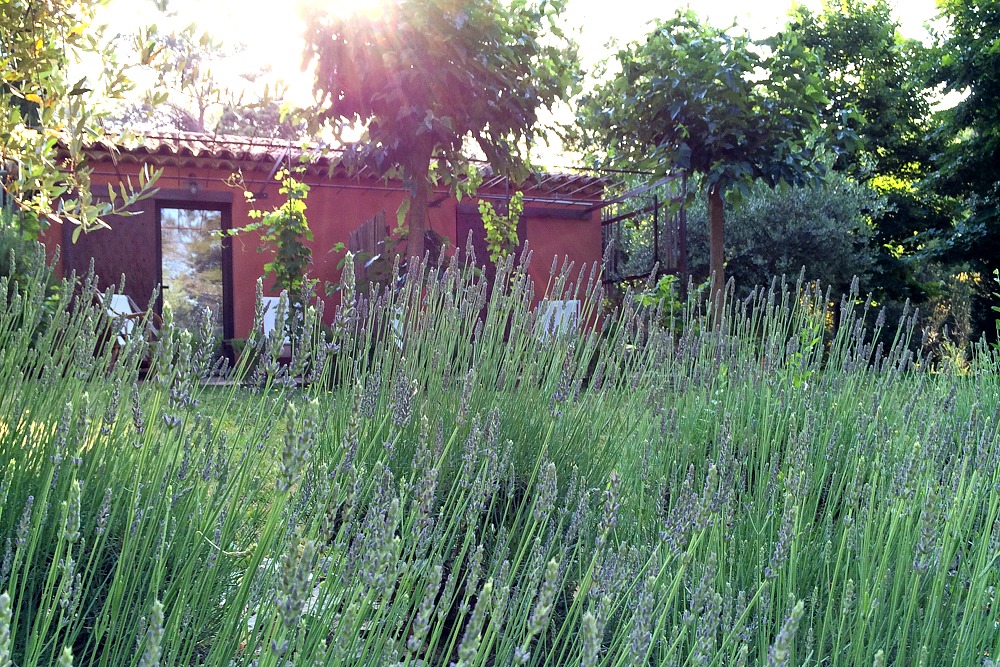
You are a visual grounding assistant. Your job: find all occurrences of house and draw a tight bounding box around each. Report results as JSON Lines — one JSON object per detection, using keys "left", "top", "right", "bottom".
{"left": 40, "top": 131, "right": 606, "bottom": 348}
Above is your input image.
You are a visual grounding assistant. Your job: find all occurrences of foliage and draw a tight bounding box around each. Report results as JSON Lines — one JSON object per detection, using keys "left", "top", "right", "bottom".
{"left": 928, "top": 0, "right": 1000, "bottom": 275}
{"left": 216, "top": 100, "right": 304, "bottom": 140}
{"left": 918, "top": 265, "right": 985, "bottom": 356}
{"left": 0, "top": 206, "right": 54, "bottom": 299}
{"left": 2, "top": 245, "right": 1000, "bottom": 667}
{"left": 684, "top": 174, "right": 883, "bottom": 298}
{"left": 866, "top": 176, "right": 957, "bottom": 305}
{"left": 787, "top": 0, "right": 935, "bottom": 178}
{"left": 302, "top": 0, "right": 580, "bottom": 260}
{"left": 104, "top": 0, "right": 301, "bottom": 138}
{"left": 131, "top": 18, "right": 229, "bottom": 131}
{"left": 633, "top": 273, "right": 690, "bottom": 331}
{"left": 0, "top": 207, "right": 61, "bottom": 349}
{"left": 478, "top": 191, "right": 523, "bottom": 264}
{"left": 0, "top": 0, "right": 160, "bottom": 238}
{"left": 578, "top": 10, "right": 833, "bottom": 290}
{"left": 245, "top": 169, "right": 314, "bottom": 303}
{"left": 785, "top": 0, "right": 948, "bottom": 305}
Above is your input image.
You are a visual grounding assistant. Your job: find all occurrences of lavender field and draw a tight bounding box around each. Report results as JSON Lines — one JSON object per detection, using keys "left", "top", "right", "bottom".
{"left": 1, "top": 248, "right": 998, "bottom": 667}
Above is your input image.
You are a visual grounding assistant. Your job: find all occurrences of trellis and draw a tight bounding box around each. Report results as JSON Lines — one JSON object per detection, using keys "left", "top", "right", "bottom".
{"left": 600, "top": 173, "right": 688, "bottom": 285}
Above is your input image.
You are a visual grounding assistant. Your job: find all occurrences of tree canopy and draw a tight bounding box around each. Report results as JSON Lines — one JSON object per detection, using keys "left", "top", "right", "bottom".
{"left": 302, "top": 0, "right": 579, "bottom": 261}
{"left": 786, "top": 0, "right": 948, "bottom": 303}
{"left": 578, "top": 10, "right": 831, "bottom": 293}
{"left": 105, "top": 1, "right": 303, "bottom": 139}
{"left": 1, "top": 0, "right": 158, "bottom": 238}
{"left": 788, "top": 0, "right": 935, "bottom": 178}
{"left": 930, "top": 0, "right": 1000, "bottom": 274}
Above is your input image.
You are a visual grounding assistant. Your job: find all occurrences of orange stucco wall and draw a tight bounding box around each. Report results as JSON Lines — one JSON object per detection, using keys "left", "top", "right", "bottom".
{"left": 46, "top": 160, "right": 602, "bottom": 341}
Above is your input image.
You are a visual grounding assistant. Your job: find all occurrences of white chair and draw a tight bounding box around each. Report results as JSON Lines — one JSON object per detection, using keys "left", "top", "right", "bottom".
{"left": 97, "top": 292, "right": 161, "bottom": 370}
{"left": 103, "top": 293, "right": 160, "bottom": 341}
{"left": 390, "top": 305, "right": 405, "bottom": 351}
{"left": 259, "top": 296, "right": 291, "bottom": 345}
{"left": 536, "top": 299, "right": 581, "bottom": 339}
{"left": 259, "top": 295, "right": 297, "bottom": 363}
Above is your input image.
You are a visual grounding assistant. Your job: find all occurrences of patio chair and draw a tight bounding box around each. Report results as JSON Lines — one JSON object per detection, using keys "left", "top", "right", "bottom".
{"left": 97, "top": 293, "right": 162, "bottom": 371}
{"left": 260, "top": 295, "right": 293, "bottom": 360}
{"left": 536, "top": 299, "right": 580, "bottom": 339}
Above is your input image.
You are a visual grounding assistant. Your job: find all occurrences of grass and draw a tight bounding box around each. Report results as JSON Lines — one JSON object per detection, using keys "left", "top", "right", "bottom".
{"left": 0, "top": 242, "right": 999, "bottom": 667}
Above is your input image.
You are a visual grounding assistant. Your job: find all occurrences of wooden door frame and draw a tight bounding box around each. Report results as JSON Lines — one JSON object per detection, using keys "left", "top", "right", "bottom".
{"left": 153, "top": 189, "right": 234, "bottom": 346}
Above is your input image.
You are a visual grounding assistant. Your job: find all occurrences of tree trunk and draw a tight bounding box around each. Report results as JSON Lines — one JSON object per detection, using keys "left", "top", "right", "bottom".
{"left": 708, "top": 184, "right": 726, "bottom": 324}
{"left": 404, "top": 163, "right": 431, "bottom": 264}
{"left": 708, "top": 185, "right": 725, "bottom": 295}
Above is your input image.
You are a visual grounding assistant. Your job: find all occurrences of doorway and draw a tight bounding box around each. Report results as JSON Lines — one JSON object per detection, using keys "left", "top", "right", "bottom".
{"left": 157, "top": 203, "right": 233, "bottom": 347}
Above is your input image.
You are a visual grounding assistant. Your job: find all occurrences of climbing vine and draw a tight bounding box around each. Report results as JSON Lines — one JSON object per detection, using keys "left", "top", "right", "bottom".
{"left": 478, "top": 191, "right": 523, "bottom": 264}
{"left": 242, "top": 168, "right": 313, "bottom": 300}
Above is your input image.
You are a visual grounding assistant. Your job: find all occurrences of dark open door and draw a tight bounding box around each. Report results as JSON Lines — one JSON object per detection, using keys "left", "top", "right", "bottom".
{"left": 64, "top": 203, "right": 159, "bottom": 310}
{"left": 64, "top": 189, "right": 233, "bottom": 350}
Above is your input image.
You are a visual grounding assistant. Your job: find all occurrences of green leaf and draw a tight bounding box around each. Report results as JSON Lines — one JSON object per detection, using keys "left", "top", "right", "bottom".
{"left": 396, "top": 199, "right": 411, "bottom": 230}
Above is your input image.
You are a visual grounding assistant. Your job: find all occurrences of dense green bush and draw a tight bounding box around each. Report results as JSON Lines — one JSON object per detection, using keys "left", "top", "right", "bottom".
{"left": 0, "top": 206, "right": 61, "bottom": 345}
{"left": 0, "top": 247, "right": 998, "bottom": 667}
{"left": 0, "top": 206, "right": 43, "bottom": 287}
{"left": 686, "top": 174, "right": 883, "bottom": 297}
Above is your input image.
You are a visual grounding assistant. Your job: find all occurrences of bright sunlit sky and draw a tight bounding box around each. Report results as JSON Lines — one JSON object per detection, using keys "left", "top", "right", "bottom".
{"left": 99, "top": 0, "right": 941, "bottom": 85}
{"left": 95, "top": 0, "right": 943, "bottom": 165}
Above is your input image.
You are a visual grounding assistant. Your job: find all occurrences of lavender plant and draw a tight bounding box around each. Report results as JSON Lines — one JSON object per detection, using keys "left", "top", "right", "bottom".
{"left": 0, "top": 247, "right": 997, "bottom": 667}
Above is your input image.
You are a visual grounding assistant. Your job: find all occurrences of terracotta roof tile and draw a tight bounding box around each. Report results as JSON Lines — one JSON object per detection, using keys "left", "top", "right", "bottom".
{"left": 82, "top": 131, "right": 607, "bottom": 203}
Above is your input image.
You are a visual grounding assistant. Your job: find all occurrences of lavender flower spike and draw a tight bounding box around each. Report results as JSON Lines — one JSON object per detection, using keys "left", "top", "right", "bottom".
{"left": 767, "top": 600, "right": 804, "bottom": 667}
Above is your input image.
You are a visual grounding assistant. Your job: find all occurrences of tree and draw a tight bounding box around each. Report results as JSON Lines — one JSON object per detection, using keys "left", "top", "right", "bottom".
{"left": 786, "top": 0, "right": 948, "bottom": 303}
{"left": 578, "top": 11, "right": 830, "bottom": 296}
{"left": 106, "top": 2, "right": 301, "bottom": 139}
{"left": 134, "top": 21, "right": 228, "bottom": 132}
{"left": 217, "top": 100, "right": 305, "bottom": 140}
{"left": 788, "top": 0, "right": 934, "bottom": 177}
{"left": 302, "top": 0, "right": 579, "bottom": 261}
{"left": 1, "top": 0, "right": 158, "bottom": 238}
{"left": 930, "top": 0, "right": 1000, "bottom": 275}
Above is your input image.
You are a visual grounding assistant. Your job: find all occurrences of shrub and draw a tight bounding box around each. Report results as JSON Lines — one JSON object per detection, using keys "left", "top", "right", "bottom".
{"left": 686, "top": 173, "right": 883, "bottom": 297}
